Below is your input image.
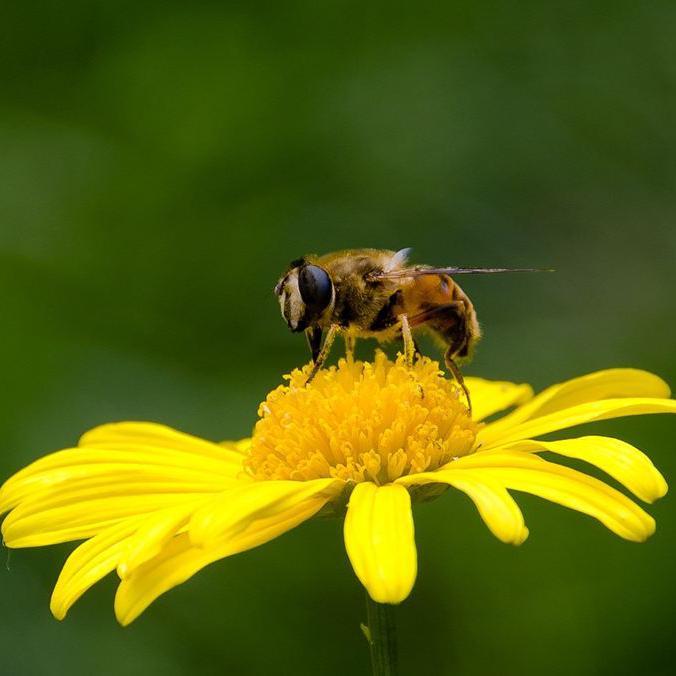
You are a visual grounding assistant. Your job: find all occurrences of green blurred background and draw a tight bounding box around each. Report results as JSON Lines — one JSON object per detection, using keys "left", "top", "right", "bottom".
{"left": 1, "top": 1, "right": 675, "bottom": 674}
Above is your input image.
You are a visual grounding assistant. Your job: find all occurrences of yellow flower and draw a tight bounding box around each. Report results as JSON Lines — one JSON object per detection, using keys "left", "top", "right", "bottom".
{"left": 1, "top": 352, "right": 673, "bottom": 624}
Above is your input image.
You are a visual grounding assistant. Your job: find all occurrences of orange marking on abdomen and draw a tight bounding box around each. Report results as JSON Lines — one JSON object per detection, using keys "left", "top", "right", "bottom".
{"left": 402, "top": 274, "right": 455, "bottom": 311}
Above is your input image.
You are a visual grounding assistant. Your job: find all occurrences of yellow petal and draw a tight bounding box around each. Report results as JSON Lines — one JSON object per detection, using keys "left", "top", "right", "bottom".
{"left": 189, "top": 478, "right": 343, "bottom": 546}
{"left": 114, "top": 498, "right": 327, "bottom": 625}
{"left": 397, "top": 472, "right": 528, "bottom": 544}
{"left": 0, "top": 422, "right": 247, "bottom": 545}
{"left": 464, "top": 378, "right": 533, "bottom": 422}
{"left": 2, "top": 481, "right": 213, "bottom": 547}
{"left": 343, "top": 482, "right": 417, "bottom": 604}
{"left": 79, "top": 422, "right": 246, "bottom": 468}
{"left": 483, "top": 369, "right": 671, "bottom": 439}
{"left": 441, "top": 451, "right": 655, "bottom": 541}
{"left": 479, "top": 398, "right": 676, "bottom": 448}
{"left": 50, "top": 517, "right": 146, "bottom": 620}
{"left": 498, "top": 436, "right": 668, "bottom": 503}
{"left": 0, "top": 448, "right": 240, "bottom": 516}
{"left": 117, "top": 501, "right": 207, "bottom": 578}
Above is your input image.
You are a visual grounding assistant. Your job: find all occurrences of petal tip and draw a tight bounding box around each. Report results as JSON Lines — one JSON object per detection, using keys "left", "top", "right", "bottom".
{"left": 496, "top": 525, "right": 529, "bottom": 546}
{"left": 49, "top": 592, "right": 68, "bottom": 621}
{"left": 366, "top": 586, "right": 413, "bottom": 605}
{"left": 512, "top": 526, "right": 530, "bottom": 546}
{"left": 643, "top": 482, "right": 668, "bottom": 505}
{"left": 629, "top": 515, "right": 656, "bottom": 543}
{"left": 113, "top": 592, "right": 135, "bottom": 627}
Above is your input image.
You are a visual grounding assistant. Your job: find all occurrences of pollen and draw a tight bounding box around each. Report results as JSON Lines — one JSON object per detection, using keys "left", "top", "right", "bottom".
{"left": 245, "top": 351, "right": 478, "bottom": 484}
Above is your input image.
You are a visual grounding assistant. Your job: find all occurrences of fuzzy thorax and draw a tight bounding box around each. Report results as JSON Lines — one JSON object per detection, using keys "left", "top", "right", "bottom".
{"left": 246, "top": 352, "right": 478, "bottom": 484}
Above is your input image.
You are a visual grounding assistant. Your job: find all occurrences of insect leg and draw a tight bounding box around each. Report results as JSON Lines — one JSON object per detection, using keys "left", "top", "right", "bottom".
{"left": 444, "top": 349, "right": 472, "bottom": 416}
{"left": 344, "top": 333, "right": 356, "bottom": 362}
{"left": 398, "top": 313, "right": 416, "bottom": 367}
{"left": 408, "top": 301, "right": 474, "bottom": 413}
{"left": 306, "top": 324, "right": 339, "bottom": 385}
{"left": 305, "top": 326, "right": 323, "bottom": 364}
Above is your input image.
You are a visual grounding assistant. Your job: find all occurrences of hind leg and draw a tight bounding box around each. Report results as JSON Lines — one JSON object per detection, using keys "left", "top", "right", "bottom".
{"left": 442, "top": 310, "right": 474, "bottom": 414}
{"left": 444, "top": 348, "right": 472, "bottom": 415}
{"left": 409, "top": 302, "right": 474, "bottom": 413}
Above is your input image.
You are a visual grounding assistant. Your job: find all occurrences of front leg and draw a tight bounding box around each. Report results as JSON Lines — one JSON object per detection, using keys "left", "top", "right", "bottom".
{"left": 306, "top": 324, "right": 339, "bottom": 385}
{"left": 305, "top": 326, "right": 323, "bottom": 364}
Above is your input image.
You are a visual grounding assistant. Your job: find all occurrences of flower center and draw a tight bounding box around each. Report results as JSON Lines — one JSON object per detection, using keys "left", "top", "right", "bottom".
{"left": 245, "top": 351, "right": 478, "bottom": 484}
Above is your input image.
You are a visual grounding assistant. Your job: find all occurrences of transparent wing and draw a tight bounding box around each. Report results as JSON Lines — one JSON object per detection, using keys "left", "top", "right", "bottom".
{"left": 368, "top": 266, "right": 554, "bottom": 281}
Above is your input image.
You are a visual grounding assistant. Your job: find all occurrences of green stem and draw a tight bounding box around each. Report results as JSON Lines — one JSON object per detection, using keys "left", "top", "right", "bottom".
{"left": 363, "top": 592, "right": 398, "bottom": 676}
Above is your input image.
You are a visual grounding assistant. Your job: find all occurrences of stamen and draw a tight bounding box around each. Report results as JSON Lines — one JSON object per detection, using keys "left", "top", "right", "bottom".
{"left": 245, "top": 352, "right": 478, "bottom": 484}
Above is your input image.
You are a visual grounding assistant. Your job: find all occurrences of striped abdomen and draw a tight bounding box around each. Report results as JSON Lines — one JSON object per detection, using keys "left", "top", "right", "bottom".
{"left": 403, "top": 274, "right": 480, "bottom": 359}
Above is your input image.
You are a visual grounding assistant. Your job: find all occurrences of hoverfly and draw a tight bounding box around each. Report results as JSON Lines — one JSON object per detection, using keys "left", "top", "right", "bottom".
{"left": 274, "top": 248, "right": 547, "bottom": 411}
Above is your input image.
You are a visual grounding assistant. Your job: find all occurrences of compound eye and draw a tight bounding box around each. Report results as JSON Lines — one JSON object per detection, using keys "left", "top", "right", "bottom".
{"left": 298, "top": 264, "right": 333, "bottom": 312}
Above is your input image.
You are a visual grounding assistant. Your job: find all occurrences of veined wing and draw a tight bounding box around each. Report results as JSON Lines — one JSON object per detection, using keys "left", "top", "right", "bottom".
{"left": 368, "top": 266, "right": 553, "bottom": 281}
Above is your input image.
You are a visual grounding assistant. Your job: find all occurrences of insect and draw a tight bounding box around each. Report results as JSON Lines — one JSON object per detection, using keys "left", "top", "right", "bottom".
{"left": 274, "top": 248, "right": 546, "bottom": 412}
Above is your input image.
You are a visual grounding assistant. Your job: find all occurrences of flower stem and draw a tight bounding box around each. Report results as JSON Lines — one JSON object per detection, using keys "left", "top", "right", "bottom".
{"left": 364, "top": 592, "right": 398, "bottom": 676}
